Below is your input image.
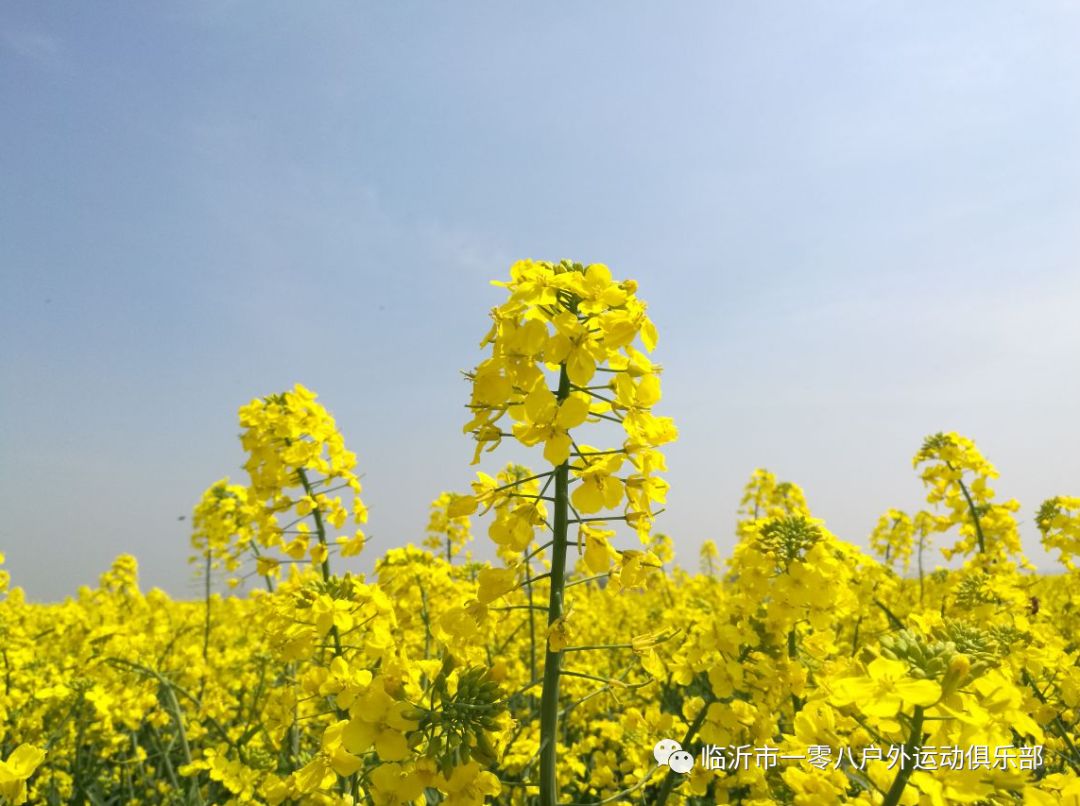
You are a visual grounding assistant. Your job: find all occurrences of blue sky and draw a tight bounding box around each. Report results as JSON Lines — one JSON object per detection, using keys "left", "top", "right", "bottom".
{"left": 2, "top": 3, "right": 1078, "bottom": 600}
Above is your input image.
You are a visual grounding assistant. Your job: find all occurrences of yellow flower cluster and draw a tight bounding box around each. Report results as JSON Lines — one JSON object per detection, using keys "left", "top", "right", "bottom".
{"left": 464, "top": 260, "right": 675, "bottom": 543}
{"left": 191, "top": 478, "right": 256, "bottom": 579}
{"left": 424, "top": 492, "right": 475, "bottom": 563}
{"left": 238, "top": 384, "right": 370, "bottom": 580}
{"left": 914, "top": 432, "right": 1025, "bottom": 563}
{"left": 3, "top": 264, "right": 1080, "bottom": 806}
{"left": 3, "top": 435, "right": 1080, "bottom": 804}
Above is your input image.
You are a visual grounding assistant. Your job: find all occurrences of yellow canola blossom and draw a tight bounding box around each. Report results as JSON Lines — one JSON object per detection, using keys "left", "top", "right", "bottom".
{"left": 3, "top": 263, "right": 1078, "bottom": 806}
{"left": 0, "top": 746, "right": 45, "bottom": 805}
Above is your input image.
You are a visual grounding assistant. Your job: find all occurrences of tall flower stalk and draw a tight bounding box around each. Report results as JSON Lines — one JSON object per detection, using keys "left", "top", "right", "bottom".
{"left": 463, "top": 260, "right": 676, "bottom": 805}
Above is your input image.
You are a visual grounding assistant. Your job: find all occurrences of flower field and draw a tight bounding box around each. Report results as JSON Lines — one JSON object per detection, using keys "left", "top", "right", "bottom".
{"left": 3, "top": 260, "right": 1080, "bottom": 805}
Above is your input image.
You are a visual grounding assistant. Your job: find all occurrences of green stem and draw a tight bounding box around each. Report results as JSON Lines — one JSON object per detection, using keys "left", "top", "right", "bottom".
{"left": 293, "top": 466, "right": 351, "bottom": 798}
{"left": 147, "top": 722, "right": 180, "bottom": 792}
{"left": 202, "top": 554, "right": 212, "bottom": 667}
{"left": 490, "top": 471, "right": 555, "bottom": 495}
{"left": 788, "top": 627, "right": 803, "bottom": 713}
{"left": 539, "top": 366, "right": 571, "bottom": 806}
{"left": 881, "top": 706, "right": 924, "bottom": 806}
{"left": 162, "top": 682, "right": 204, "bottom": 805}
{"left": 523, "top": 539, "right": 554, "bottom": 563}
{"left": 297, "top": 466, "right": 343, "bottom": 658}
{"left": 249, "top": 544, "right": 276, "bottom": 592}
{"left": 1023, "top": 670, "right": 1080, "bottom": 774}
{"left": 419, "top": 577, "right": 432, "bottom": 661}
{"left": 874, "top": 598, "right": 906, "bottom": 630}
{"left": 297, "top": 468, "right": 333, "bottom": 581}
{"left": 949, "top": 464, "right": 986, "bottom": 555}
{"left": 565, "top": 573, "right": 610, "bottom": 590}
{"left": 526, "top": 557, "right": 538, "bottom": 714}
{"left": 918, "top": 529, "right": 925, "bottom": 607}
{"left": 561, "top": 670, "right": 638, "bottom": 686}
{"left": 654, "top": 704, "right": 709, "bottom": 805}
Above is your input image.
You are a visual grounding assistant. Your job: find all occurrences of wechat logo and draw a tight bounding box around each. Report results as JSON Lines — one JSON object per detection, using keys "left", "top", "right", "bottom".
{"left": 654, "top": 738, "right": 694, "bottom": 774}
